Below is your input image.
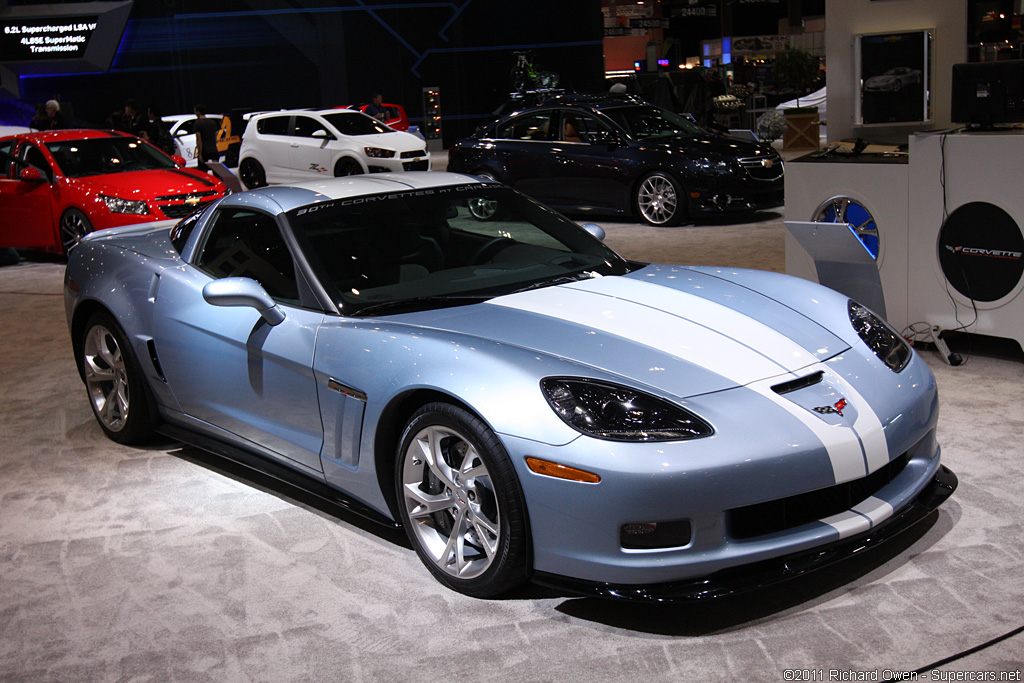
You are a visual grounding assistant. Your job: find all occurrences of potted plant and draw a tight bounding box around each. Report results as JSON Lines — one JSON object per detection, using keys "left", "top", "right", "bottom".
{"left": 774, "top": 48, "right": 822, "bottom": 149}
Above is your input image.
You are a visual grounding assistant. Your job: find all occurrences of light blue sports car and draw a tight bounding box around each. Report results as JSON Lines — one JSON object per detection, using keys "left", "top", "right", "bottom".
{"left": 64, "top": 172, "right": 956, "bottom": 600}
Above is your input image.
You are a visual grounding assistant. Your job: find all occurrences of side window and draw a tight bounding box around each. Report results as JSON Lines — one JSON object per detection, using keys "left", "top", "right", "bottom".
{"left": 257, "top": 115, "right": 291, "bottom": 136}
{"left": 562, "top": 113, "right": 608, "bottom": 144}
{"left": 0, "top": 139, "right": 15, "bottom": 178}
{"left": 194, "top": 208, "right": 300, "bottom": 303}
{"left": 494, "top": 111, "right": 554, "bottom": 141}
{"left": 293, "top": 116, "right": 327, "bottom": 138}
{"left": 175, "top": 119, "right": 196, "bottom": 135}
{"left": 20, "top": 144, "right": 52, "bottom": 180}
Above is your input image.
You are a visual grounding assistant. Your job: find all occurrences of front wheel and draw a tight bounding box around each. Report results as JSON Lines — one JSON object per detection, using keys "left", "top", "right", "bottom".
{"left": 334, "top": 158, "right": 363, "bottom": 177}
{"left": 238, "top": 157, "right": 266, "bottom": 189}
{"left": 396, "top": 403, "right": 529, "bottom": 597}
{"left": 635, "top": 172, "right": 686, "bottom": 227}
{"left": 80, "top": 312, "right": 155, "bottom": 444}
{"left": 60, "top": 208, "right": 93, "bottom": 254}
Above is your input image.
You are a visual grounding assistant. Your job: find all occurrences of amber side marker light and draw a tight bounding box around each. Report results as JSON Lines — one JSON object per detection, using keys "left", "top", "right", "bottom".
{"left": 525, "top": 457, "right": 601, "bottom": 483}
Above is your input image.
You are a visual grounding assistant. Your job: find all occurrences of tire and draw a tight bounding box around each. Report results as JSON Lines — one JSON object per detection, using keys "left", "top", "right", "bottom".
{"left": 239, "top": 157, "right": 266, "bottom": 189}
{"left": 466, "top": 171, "right": 505, "bottom": 221}
{"left": 80, "top": 312, "right": 155, "bottom": 444}
{"left": 635, "top": 172, "right": 686, "bottom": 227}
{"left": 396, "top": 402, "right": 529, "bottom": 597}
{"left": 60, "top": 208, "right": 93, "bottom": 255}
{"left": 334, "top": 158, "right": 363, "bottom": 177}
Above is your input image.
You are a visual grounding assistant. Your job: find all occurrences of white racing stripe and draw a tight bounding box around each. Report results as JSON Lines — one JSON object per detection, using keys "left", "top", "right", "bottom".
{"left": 567, "top": 276, "right": 822, "bottom": 372}
{"left": 488, "top": 281, "right": 803, "bottom": 385}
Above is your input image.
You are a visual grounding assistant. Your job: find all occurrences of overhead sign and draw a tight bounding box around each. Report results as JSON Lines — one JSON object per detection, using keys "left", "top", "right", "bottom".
{"left": 0, "top": 1, "right": 131, "bottom": 97}
{"left": 1, "top": 16, "right": 100, "bottom": 61}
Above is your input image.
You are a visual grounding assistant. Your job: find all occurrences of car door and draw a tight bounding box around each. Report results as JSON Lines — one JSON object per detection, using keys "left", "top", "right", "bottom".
{"left": 547, "top": 111, "right": 633, "bottom": 211}
{"left": 288, "top": 115, "right": 333, "bottom": 178}
{"left": 151, "top": 206, "right": 326, "bottom": 472}
{"left": 489, "top": 110, "right": 559, "bottom": 203}
{"left": 169, "top": 117, "right": 198, "bottom": 163}
{"left": 0, "top": 140, "right": 56, "bottom": 249}
{"left": 254, "top": 114, "right": 294, "bottom": 183}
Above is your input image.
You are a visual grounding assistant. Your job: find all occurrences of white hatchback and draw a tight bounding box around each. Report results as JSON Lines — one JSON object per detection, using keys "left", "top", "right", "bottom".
{"left": 237, "top": 108, "right": 430, "bottom": 189}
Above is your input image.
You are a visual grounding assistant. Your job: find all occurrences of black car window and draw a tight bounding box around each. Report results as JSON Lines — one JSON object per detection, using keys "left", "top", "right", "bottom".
{"left": 194, "top": 208, "right": 300, "bottom": 303}
{"left": 257, "top": 115, "right": 291, "bottom": 136}
{"left": 561, "top": 112, "right": 608, "bottom": 144}
{"left": 293, "top": 116, "right": 328, "bottom": 138}
{"left": 0, "top": 139, "right": 16, "bottom": 177}
{"left": 321, "top": 112, "right": 393, "bottom": 136}
{"left": 171, "top": 118, "right": 196, "bottom": 135}
{"left": 494, "top": 111, "right": 555, "bottom": 141}
{"left": 45, "top": 137, "right": 175, "bottom": 177}
{"left": 21, "top": 143, "right": 50, "bottom": 174}
{"left": 603, "top": 105, "right": 704, "bottom": 140}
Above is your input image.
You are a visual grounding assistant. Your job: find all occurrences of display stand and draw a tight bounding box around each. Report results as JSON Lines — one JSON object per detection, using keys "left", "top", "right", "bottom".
{"left": 786, "top": 221, "right": 887, "bottom": 318}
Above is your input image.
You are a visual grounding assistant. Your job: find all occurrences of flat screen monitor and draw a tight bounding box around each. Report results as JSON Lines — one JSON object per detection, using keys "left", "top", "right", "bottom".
{"left": 951, "top": 60, "right": 1024, "bottom": 128}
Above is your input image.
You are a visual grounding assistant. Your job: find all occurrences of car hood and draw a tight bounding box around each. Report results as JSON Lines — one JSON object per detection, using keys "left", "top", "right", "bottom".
{"left": 344, "top": 131, "right": 426, "bottom": 153}
{"left": 392, "top": 266, "right": 849, "bottom": 399}
{"left": 71, "top": 168, "right": 223, "bottom": 197}
{"left": 643, "top": 133, "right": 772, "bottom": 159}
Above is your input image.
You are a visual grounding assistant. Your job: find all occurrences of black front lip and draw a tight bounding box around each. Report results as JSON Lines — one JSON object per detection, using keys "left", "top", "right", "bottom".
{"left": 532, "top": 465, "right": 957, "bottom": 602}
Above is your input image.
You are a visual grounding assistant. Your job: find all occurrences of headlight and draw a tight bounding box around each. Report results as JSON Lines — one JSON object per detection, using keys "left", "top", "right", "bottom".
{"left": 541, "top": 377, "right": 714, "bottom": 442}
{"left": 848, "top": 300, "right": 911, "bottom": 372}
{"left": 100, "top": 195, "right": 149, "bottom": 215}
{"left": 697, "top": 158, "right": 735, "bottom": 175}
{"left": 363, "top": 146, "right": 396, "bottom": 158}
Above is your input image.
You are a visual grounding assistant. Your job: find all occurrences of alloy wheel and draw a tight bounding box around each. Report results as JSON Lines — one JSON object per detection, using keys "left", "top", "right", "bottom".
{"left": 400, "top": 424, "right": 500, "bottom": 580}
{"left": 82, "top": 324, "right": 130, "bottom": 433}
{"left": 637, "top": 174, "right": 679, "bottom": 225}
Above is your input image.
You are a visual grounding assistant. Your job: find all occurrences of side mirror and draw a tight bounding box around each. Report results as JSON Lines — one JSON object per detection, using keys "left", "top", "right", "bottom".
{"left": 202, "top": 277, "right": 286, "bottom": 326}
{"left": 174, "top": 128, "right": 189, "bottom": 138}
{"left": 18, "top": 166, "right": 44, "bottom": 181}
{"left": 580, "top": 223, "right": 606, "bottom": 242}
{"left": 588, "top": 130, "right": 621, "bottom": 147}
{"left": 171, "top": 154, "right": 187, "bottom": 167}
{"left": 312, "top": 129, "right": 332, "bottom": 139}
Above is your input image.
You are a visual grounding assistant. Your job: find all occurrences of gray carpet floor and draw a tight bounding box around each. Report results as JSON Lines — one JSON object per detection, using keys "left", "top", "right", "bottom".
{"left": 1, "top": 206, "right": 1023, "bottom": 682}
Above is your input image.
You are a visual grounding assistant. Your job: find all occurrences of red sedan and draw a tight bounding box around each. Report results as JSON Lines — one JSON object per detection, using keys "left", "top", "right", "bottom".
{"left": 1, "top": 129, "right": 228, "bottom": 254}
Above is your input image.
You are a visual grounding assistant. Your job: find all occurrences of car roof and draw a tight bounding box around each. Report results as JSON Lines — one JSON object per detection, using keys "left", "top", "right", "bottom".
{"left": 1, "top": 129, "right": 132, "bottom": 144}
{"left": 217, "top": 171, "right": 487, "bottom": 214}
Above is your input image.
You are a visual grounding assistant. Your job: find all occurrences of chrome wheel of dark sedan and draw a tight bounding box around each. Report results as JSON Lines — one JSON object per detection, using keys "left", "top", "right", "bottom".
{"left": 60, "top": 208, "right": 92, "bottom": 254}
{"left": 636, "top": 172, "right": 684, "bottom": 226}
{"left": 397, "top": 403, "right": 528, "bottom": 597}
{"left": 466, "top": 172, "right": 504, "bottom": 221}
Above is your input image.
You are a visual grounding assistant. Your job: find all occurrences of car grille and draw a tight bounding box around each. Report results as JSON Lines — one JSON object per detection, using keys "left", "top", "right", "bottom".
{"left": 403, "top": 160, "right": 429, "bottom": 171}
{"left": 401, "top": 150, "right": 427, "bottom": 159}
{"left": 159, "top": 199, "right": 215, "bottom": 218}
{"left": 739, "top": 155, "right": 784, "bottom": 181}
{"left": 727, "top": 453, "right": 910, "bottom": 539}
{"left": 154, "top": 190, "right": 220, "bottom": 202}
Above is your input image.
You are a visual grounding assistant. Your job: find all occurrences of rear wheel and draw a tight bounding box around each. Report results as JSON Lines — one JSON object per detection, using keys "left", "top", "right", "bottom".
{"left": 396, "top": 403, "right": 529, "bottom": 597}
{"left": 239, "top": 157, "right": 266, "bottom": 189}
{"left": 635, "top": 172, "right": 686, "bottom": 227}
{"left": 80, "top": 312, "right": 155, "bottom": 444}
{"left": 60, "top": 208, "right": 92, "bottom": 254}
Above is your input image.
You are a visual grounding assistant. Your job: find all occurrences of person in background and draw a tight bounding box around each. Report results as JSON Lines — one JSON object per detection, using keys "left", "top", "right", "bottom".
{"left": 193, "top": 104, "right": 220, "bottom": 173}
{"left": 42, "top": 100, "right": 69, "bottom": 129}
{"left": 123, "top": 99, "right": 146, "bottom": 136}
{"left": 364, "top": 93, "right": 389, "bottom": 121}
{"left": 147, "top": 104, "right": 176, "bottom": 156}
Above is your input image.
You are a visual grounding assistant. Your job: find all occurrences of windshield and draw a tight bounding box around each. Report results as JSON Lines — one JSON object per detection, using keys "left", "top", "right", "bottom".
{"left": 321, "top": 112, "right": 394, "bottom": 136}
{"left": 286, "top": 184, "right": 637, "bottom": 316}
{"left": 44, "top": 137, "right": 175, "bottom": 178}
{"left": 603, "top": 105, "right": 705, "bottom": 141}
